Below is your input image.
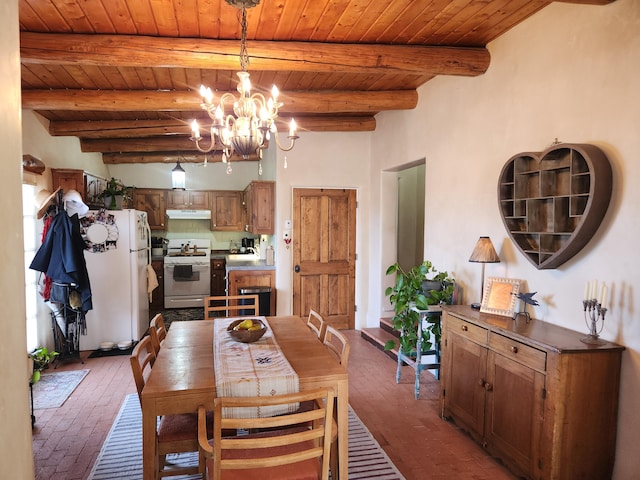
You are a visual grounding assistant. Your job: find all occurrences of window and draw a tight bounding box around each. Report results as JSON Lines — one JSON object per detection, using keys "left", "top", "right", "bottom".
{"left": 23, "top": 184, "right": 38, "bottom": 351}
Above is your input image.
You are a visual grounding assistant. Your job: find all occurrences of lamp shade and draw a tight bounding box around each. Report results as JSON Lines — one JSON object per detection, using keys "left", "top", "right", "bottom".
{"left": 469, "top": 236, "right": 500, "bottom": 263}
{"left": 171, "top": 161, "right": 186, "bottom": 189}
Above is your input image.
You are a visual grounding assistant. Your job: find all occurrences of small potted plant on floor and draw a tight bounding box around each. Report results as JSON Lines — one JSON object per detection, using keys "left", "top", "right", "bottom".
{"left": 99, "top": 177, "right": 134, "bottom": 210}
{"left": 384, "top": 260, "right": 455, "bottom": 356}
{"left": 29, "top": 347, "right": 59, "bottom": 383}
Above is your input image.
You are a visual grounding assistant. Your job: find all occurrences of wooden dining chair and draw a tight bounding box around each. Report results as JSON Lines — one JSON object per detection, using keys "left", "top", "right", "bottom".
{"left": 148, "top": 312, "right": 167, "bottom": 355}
{"left": 322, "top": 325, "right": 350, "bottom": 368}
{"left": 130, "top": 335, "right": 206, "bottom": 478}
{"left": 197, "top": 388, "right": 334, "bottom": 480}
{"left": 306, "top": 309, "right": 327, "bottom": 341}
{"left": 204, "top": 294, "right": 259, "bottom": 319}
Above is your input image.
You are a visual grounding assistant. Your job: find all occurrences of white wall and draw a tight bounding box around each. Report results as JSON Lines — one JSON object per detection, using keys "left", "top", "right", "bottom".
{"left": 273, "top": 132, "right": 371, "bottom": 326}
{"left": 1, "top": 0, "right": 35, "bottom": 477}
{"left": 22, "top": 110, "right": 108, "bottom": 180}
{"left": 371, "top": 1, "right": 639, "bottom": 477}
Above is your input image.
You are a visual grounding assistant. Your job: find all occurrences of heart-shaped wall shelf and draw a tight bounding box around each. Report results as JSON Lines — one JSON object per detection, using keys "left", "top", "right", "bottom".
{"left": 498, "top": 143, "right": 612, "bottom": 269}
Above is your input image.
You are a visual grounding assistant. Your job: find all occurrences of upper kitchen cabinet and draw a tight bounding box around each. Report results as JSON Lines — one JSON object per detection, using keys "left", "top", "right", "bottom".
{"left": 133, "top": 188, "right": 166, "bottom": 230}
{"left": 243, "top": 181, "right": 275, "bottom": 234}
{"left": 51, "top": 168, "right": 107, "bottom": 208}
{"left": 210, "top": 191, "right": 244, "bottom": 231}
{"left": 166, "top": 190, "right": 209, "bottom": 209}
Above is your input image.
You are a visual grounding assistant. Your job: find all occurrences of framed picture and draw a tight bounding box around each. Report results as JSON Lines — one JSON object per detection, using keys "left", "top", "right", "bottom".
{"left": 480, "top": 277, "right": 522, "bottom": 317}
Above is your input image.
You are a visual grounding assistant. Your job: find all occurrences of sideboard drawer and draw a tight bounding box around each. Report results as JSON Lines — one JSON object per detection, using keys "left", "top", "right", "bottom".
{"left": 489, "top": 332, "right": 546, "bottom": 372}
{"left": 447, "top": 314, "right": 487, "bottom": 345}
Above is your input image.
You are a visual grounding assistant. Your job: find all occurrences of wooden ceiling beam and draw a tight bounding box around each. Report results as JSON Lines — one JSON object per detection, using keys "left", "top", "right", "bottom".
{"left": 80, "top": 137, "right": 208, "bottom": 153}
{"left": 102, "top": 152, "right": 256, "bottom": 165}
{"left": 23, "top": 89, "right": 417, "bottom": 114}
{"left": 20, "top": 32, "right": 490, "bottom": 77}
{"left": 49, "top": 116, "right": 376, "bottom": 138}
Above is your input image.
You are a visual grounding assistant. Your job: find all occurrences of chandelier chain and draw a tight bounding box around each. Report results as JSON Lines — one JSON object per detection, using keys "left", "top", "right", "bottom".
{"left": 239, "top": 7, "right": 249, "bottom": 72}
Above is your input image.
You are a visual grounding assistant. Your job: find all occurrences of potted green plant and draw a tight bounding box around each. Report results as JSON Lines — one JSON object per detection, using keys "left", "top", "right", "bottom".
{"left": 99, "top": 177, "right": 134, "bottom": 210}
{"left": 29, "top": 347, "right": 59, "bottom": 383}
{"left": 384, "top": 260, "right": 455, "bottom": 356}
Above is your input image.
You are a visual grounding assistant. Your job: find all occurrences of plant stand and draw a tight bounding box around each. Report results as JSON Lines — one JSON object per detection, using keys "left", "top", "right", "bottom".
{"left": 396, "top": 308, "right": 442, "bottom": 399}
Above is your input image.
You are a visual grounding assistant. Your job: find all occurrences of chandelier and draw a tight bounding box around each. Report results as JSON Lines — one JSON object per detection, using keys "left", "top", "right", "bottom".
{"left": 190, "top": 0, "right": 298, "bottom": 175}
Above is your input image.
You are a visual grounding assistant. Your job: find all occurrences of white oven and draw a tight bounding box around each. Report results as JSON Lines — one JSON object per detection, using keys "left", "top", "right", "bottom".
{"left": 164, "top": 239, "right": 211, "bottom": 309}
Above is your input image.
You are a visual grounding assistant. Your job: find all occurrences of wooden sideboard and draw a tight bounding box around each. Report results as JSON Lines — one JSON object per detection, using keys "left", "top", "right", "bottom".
{"left": 440, "top": 305, "right": 623, "bottom": 480}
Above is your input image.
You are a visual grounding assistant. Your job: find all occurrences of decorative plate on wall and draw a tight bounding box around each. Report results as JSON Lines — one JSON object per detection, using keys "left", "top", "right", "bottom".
{"left": 497, "top": 143, "right": 612, "bottom": 269}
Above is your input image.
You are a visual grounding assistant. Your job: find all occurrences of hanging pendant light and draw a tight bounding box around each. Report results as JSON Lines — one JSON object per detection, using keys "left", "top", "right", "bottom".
{"left": 190, "top": 0, "right": 298, "bottom": 175}
{"left": 171, "top": 161, "right": 186, "bottom": 189}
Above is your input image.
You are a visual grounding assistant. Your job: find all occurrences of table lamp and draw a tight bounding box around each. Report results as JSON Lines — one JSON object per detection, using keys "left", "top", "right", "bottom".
{"left": 468, "top": 236, "right": 500, "bottom": 309}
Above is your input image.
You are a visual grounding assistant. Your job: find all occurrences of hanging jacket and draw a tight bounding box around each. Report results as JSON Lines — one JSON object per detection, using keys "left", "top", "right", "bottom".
{"left": 30, "top": 210, "right": 93, "bottom": 312}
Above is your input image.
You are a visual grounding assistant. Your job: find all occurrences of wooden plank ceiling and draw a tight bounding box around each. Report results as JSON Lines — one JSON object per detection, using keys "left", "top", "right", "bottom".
{"left": 19, "top": 0, "right": 615, "bottom": 164}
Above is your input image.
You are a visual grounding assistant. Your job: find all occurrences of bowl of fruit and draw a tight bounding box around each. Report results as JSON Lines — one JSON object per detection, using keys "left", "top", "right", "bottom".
{"left": 227, "top": 318, "right": 267, "bottom": 343}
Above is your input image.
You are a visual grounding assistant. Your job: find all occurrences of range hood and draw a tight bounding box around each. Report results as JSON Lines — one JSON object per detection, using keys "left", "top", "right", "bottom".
{"left": 166, "top": 209, "right": 212, "bottom": 220}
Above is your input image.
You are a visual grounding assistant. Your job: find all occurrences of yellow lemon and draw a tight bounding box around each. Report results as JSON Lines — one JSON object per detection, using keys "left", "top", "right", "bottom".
{"left": 236, "top": 319, "right": 254, "bottom": 330}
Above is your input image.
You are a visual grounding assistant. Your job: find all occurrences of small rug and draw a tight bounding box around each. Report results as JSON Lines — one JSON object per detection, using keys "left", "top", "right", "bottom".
{"left": 88, "top": 394, "right": 405, "bottom": 480}
{"left": 32, "top": 369, "right": 90, "bottom": 409}
{"left": 161, "top": 308, "right": 205, "bottom": 329}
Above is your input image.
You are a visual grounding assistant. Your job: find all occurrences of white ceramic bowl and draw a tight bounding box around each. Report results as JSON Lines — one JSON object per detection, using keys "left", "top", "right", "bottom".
{"left": 117, "top": 340, "right": 132, "bottom": 350}
{"left": 100, "top": 341, "right": 115, "bottom": 351}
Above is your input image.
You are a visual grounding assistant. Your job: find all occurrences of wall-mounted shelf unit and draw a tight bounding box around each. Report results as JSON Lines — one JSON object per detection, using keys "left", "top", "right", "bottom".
{"left": 498, "top": 143, "right": 612, "bottom": 269}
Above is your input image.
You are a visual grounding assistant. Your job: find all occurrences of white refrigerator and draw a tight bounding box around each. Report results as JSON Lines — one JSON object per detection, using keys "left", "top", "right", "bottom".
{"left": 79, "top": 209, "right": 150, "bottom": 351}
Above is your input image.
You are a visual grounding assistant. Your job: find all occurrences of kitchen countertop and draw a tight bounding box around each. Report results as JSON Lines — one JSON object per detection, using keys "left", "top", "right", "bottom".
{"left": 225, "top": 257, "right": 275, "bottom": 270}
{"left": 149, "top": 252, "right": 274, "bottom": 270}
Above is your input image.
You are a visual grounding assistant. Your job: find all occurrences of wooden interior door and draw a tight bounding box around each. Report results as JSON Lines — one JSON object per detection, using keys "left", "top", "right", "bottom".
{"left": 292, "top": 188, "right": 356, "bottom": 329}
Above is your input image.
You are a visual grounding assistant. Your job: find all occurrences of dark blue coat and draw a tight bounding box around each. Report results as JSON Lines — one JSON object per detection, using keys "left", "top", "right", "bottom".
{"left": 30, "top": 211, "right": 93, "bottom": 312}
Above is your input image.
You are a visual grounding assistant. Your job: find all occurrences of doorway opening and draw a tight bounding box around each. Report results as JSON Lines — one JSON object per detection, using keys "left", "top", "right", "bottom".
{"left": 396, "top": 163, "right": 425, "bottom": 272}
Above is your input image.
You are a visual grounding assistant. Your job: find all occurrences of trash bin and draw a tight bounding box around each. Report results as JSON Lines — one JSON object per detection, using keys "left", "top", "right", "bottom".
{"left": 239, "top": 286, "right": 272, "bottom": 316}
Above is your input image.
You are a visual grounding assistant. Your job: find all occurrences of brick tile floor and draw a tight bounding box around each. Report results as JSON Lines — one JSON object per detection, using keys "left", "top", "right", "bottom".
{"left": 31, "top": 327, "right": 516, "bottom": 480}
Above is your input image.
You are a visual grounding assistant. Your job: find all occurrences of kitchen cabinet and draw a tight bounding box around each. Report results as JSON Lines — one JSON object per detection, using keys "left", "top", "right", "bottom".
{"left": 243, "top": 181, "right": 274, "bottom": 234}
{"left": 149, "top": 260, "right": 164, "bottom": 319}
{"left": 51, "top": 168, "right": 107, "bottom": 208}
{"left": 133, "top": 188, "right": 166, "bottom": 230}
{"left": 210, "top": 259, "right": 226, "bottom": 296}
{"left": 166, "top": 190, "right": 209, "bottom": 209}
{"left": 440, "top": 305, "right": 623, "bottom": 480}
{"left": 227, "top": 269, "right": 275, "bottom": 316}
{"left": 210, "top": 191, "right": 244, "bottom": 231}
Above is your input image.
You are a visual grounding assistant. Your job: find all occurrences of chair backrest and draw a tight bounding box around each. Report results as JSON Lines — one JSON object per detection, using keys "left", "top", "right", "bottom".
{"left": 130, "top": 335, "right": 157, "bottom": 403}
{"left": 307, "top": 309, "right": 327, "bottom": 341}
{"left": 148, "top": 313, "right": 167, "bottom": 355}
{"left": 208, "top": 388, "right": 334, "bottom": 480}
{"left": 323, "top": 325, "right": 350, "bottom": 368}
{"left": 204, "top": 295, "right": 259, "bottom": 319}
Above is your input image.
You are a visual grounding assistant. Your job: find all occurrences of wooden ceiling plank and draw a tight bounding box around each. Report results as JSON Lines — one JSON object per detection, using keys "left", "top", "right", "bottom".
{"left": 124, "top": 0, "right": 158, "bottom": 36}
{"left": 307, "top": 0, "right": 351, "bottom": 42}
{"left": 18, "top": 1, "right": 49, "bottom": 32}
{"left": 22, "top": 88, "right": 418, "bottom": 113}
{"left": 100, "top": 0, "right": 138, "bottom": 34}
{"left": 149, "top": 0, "right": 180, "bottom": 37}
{"left": 464, "top": 0, "right": 549, "bottom": 45}
{"left": 21, "top": 0, "right": 82, "bottom": 32}
{"left": 197, "top": 0, "right": 224, "bottom": 38}
{"left": 20, "top": 33, "right": 490, "bottom": 77}
{"left": 173, "top": 0, "right": 201, "bottom": 37}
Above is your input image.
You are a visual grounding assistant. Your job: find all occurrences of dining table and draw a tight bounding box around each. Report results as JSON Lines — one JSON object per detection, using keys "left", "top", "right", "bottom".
{"left": 140, "top": 316, "right": 349, "bottom": 480}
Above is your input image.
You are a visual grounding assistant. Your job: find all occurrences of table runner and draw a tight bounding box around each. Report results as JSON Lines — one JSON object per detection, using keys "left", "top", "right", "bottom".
{"left": 213, "top": 317, "right": 299, "bottom": 418}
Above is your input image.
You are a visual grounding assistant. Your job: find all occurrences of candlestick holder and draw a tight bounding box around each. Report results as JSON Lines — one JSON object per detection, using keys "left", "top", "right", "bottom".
{"left": 580, "top": 299, "right": 607, "bottom": 345}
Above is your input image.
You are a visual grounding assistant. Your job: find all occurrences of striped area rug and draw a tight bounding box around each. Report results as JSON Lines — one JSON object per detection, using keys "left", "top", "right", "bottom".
{"left": 88, "top": 394, "right": 405, "bottom": 480}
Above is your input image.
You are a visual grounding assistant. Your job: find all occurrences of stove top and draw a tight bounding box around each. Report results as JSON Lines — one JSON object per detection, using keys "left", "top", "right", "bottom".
{"left": 164, "top": 238, "right": 211, "bottom": 263}
{"left": 167, "top": 251, "right": 207, "bottom": 257}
